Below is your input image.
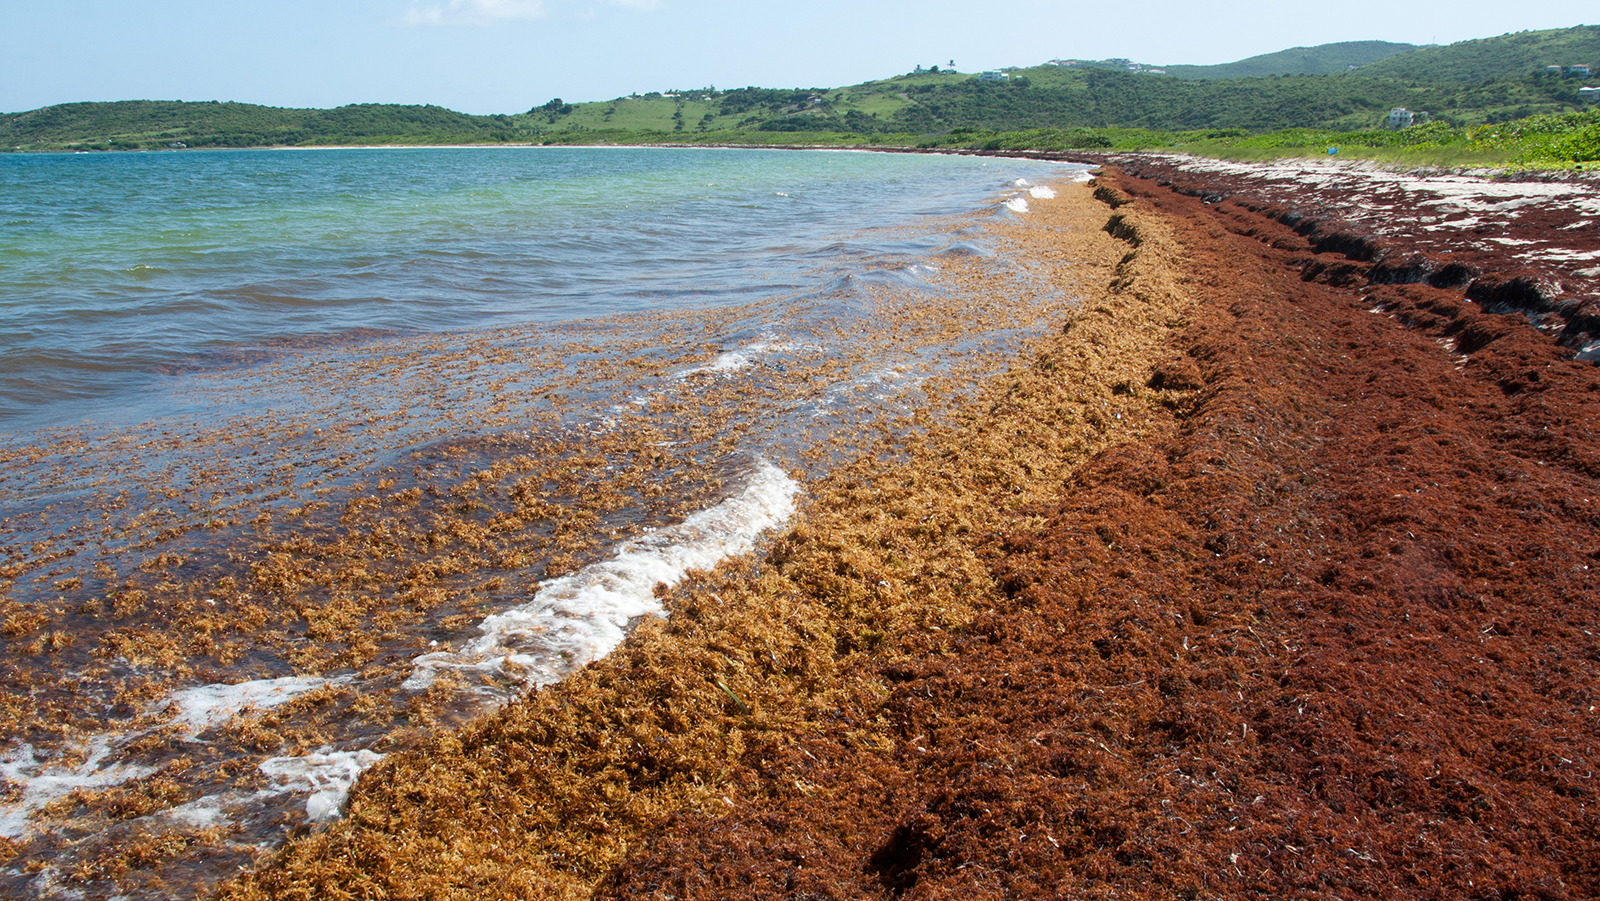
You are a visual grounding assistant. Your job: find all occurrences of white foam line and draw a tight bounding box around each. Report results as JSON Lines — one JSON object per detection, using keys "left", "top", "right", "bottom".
{"left": 1, "top": 742, "right": 156, "bottom": 839}
{"left": 259, "top": 749, "right": 386, "bottom": 821}
{"left": 0, "top": 674, "right": 346, "bottom": 839}
{"left": 1029, "top": 185, "right": 1057, "bottom": 199}
{"left": 165, "top": 675, "right": 342, "bottom": 737}
{"left": 679, "top": 337, "right": 805, "bottom": 378}
{"left": 1004, "top": 197, "right": 1030, "bottom": 214}
{"left": 405, "top": 458, "right": 801, "bottom": 692}
{"left": 162, "top": 790, "right": 251, "bottom": 829}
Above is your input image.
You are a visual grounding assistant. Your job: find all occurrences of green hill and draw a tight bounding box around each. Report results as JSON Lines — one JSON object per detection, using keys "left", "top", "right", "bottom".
{"left": 0, "top": 100, "right": 525, "bottom": 151}
{"left": 5, "top": 26, "right": 1599, "bottom": 154}
{"left": 1355, "top": 25, "right": 1600, "bottom": 82}
{"left": 514, "top": 27, "right": 1600, "bottom": 136}
{"left": 1162, "top": 41, "right": 1416, "bottom": 79}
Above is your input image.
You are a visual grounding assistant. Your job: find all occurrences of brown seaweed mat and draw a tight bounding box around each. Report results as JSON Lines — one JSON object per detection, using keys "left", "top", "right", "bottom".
{"left": 220, "top": 169, "right": 1599, "bottom": 900}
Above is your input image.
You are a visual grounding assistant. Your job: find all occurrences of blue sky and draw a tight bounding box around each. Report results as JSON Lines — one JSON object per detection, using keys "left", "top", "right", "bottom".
{"left": 1, "top": 0, "right": 1593, "bottom": 114}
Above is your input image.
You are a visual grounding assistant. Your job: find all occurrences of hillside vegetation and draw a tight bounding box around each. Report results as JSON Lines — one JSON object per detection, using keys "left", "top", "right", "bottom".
{"left": 1159, "top": 41, "right": 1415, "bottom": 79}
{"left": 0, "top": 101, "right": 523, "bottom": 151}
{"left": 1356, "top": 24, "right": 1600, "bottom": 83}
{"left": 4, "top": 26, "right": 1598, "bottom": 167}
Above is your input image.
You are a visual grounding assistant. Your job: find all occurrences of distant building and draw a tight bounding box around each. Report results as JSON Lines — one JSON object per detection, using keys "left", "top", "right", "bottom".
{"left": 1387, "top": 107, "right": 1415, "bottom": 129}
{"left": 1580, "top": 86, "right": 1600, "bottom": 102}
{"left": 978, "top": 71, "right": 1007, "bottom": 82}
{"left": 1570, "top": 64, "right": 1593, "bottom": 77}
{"left": 1546, "top": 65, "right": 1566, "bottom": 75}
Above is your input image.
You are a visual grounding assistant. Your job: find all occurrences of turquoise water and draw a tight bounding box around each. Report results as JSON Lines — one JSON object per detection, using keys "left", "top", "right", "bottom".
{"left": 0, "top": 146, "right": 1067, "bottom": 429}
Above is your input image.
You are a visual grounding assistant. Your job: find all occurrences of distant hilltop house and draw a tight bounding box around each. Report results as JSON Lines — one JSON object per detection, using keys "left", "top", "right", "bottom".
{"left": 1581, "top": 86, "right": 1600, "bottom": 102}
{"left": 1547, "top": 65, "right": 1566, "bottom": 75}
{"left": 978, "top": 71, "right": 1008, "bottom": 82}
{"left": 1386, "top": 107, "right": 1430, "bottom": 129}
{"left": 1570, "top": 64, "right": 1593, "bottom": 77}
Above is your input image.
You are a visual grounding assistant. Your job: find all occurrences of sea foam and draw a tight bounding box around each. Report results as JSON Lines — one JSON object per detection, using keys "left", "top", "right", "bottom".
{"left": 679, "top": 337, "right": 805, "bottom": 377}
{"left": 259, "top": 749, "right": 386, "bottom": 821}
{"left": 0, "top": 674, "right": 346, "bottom": 839}
{"left": 404, "top": 458, "right": 801, "bottom": 692}
{"left": 0, "top": 742, "right": 156, "bottom": 839}
{"left": 165, "top": 675, "right": 342, "bottom": 737}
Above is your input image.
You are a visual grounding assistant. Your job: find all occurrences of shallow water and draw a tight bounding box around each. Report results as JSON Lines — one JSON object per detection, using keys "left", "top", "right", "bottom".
{"left": 0, "top": 147, "right": 1088, "bottom": 899}
{"left": 3, "top": 146, "right": 1062, "bottom": 429}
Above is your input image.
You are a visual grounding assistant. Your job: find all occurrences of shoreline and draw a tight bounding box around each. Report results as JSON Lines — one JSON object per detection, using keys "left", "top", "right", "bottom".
{"left": 0, "top": 154, "right": 1090, "bottom": 897}
{"left": 221, "top": 165, "right": 1599, "bottom": 898}
{"left": 21, "top": 139, "right": 1600, "bottom": 185}
{"left": 218, "top": 176, "right": 1195, "bottom": 898}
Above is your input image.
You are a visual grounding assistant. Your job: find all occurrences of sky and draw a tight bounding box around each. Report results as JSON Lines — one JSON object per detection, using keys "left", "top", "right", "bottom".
{"left": 1, "top": 1, "right": 1593, "bottom": 115}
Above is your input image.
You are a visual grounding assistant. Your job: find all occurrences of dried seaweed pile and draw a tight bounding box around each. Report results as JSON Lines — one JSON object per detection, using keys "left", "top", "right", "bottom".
{"left": 228, "top": 165, "right": 1600, "bottom": 901}
{"left": 214, "top": 182, "right": 1193, "bottom": 898}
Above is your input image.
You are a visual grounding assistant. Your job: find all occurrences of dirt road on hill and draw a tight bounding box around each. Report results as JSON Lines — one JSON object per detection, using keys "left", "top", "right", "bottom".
{"left": 222, "top": 165, "right": 1600, "bottom": 900}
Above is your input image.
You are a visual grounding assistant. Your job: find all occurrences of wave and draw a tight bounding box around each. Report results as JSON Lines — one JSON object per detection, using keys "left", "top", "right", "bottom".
{"left": 405, "top": 458, "right": 801, "bottom": 693}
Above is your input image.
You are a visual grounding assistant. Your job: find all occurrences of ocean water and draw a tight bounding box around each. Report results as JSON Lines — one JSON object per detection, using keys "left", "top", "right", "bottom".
{"left": 0, "top": 146, "right": 1090, "bottom": 899}
{"left": 3, "top": 146, "right": 1063, "bottom": 428}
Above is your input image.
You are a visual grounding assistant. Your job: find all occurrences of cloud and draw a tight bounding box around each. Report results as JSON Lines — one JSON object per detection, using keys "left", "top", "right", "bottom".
{"left": 398, "top": 0, "right": 659, "bottom": 26}
{"left": 399, "top": 0, "right": 551, "bottom": 26}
